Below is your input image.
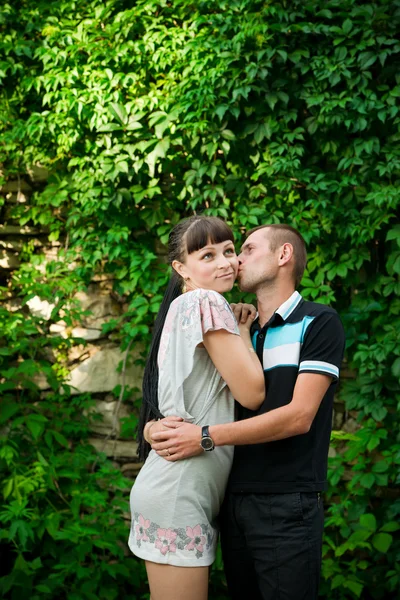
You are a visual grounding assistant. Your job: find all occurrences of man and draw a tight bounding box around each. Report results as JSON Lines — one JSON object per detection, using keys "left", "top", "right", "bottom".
{"left": 149, "top": 224, "right": 345, "bottom": 600}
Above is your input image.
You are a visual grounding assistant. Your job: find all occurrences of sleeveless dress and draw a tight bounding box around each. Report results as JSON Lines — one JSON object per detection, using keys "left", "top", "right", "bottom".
{"left": 128, "top": 289, "right": 240, "bottom": 567}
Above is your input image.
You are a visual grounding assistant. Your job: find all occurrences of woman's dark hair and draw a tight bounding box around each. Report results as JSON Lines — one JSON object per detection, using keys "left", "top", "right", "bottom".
{"left": 137, "top": 216, "right": 235, "bottom": 459}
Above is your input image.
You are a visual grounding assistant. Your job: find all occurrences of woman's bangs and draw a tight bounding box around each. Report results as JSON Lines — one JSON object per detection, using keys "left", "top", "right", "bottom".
{"left": 185, "top": 218, "right": 234, "bottom": 255}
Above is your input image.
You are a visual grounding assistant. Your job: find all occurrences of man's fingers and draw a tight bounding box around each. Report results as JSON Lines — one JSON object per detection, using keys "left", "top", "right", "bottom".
{"left": 156, "top": 450, "right": 182, "bottom": 462}
{"left": 162, "top": 420, "right": 185, "bottom": 429}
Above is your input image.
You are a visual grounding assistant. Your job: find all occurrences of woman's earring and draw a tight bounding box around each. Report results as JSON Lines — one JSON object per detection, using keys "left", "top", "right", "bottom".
{"left": 182, "top": 277, "right": 188, "bottom": 293}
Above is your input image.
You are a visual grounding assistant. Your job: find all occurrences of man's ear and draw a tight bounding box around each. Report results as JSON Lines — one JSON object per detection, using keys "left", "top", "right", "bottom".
{"left": 278, "top": 242, "right": 293, "bottom": 266}
{"left": 172, "top": 259, "right": 187, "bottom": 279}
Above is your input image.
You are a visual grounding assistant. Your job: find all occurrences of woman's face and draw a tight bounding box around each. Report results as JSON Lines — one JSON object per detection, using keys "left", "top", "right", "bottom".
{"left": 173, "top": 239, "right": 238, "bottom": 294}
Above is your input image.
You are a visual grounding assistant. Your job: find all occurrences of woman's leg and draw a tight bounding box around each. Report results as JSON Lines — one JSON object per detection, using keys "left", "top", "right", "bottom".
{"left": 146, "top": 561, "right": 209, "bottom": 600}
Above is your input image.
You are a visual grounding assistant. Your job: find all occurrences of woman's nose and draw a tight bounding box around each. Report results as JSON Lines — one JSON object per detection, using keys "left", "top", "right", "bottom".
{"left": 218, "top": 255, "right": 231, "bottom": 268}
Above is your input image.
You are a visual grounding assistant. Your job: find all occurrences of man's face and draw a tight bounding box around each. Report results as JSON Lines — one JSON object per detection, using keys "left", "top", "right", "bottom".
{"left": 237, "top": 228, "right": 279, "bottom": 293}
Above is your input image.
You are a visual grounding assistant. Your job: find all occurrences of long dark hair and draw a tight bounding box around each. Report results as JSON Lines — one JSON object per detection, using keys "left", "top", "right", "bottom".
{"left": 137, "top": 215, "right": 235, "bottom": 459}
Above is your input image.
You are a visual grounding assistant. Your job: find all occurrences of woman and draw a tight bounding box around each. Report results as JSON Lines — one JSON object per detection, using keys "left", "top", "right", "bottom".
{"left": 129, "top": 216, "right": 264, "bottom": 600}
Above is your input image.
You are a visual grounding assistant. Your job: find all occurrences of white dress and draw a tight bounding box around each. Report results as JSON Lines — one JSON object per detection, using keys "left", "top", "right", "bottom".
{"left": 128, "top": 289, "right": 240, "bottom": 566}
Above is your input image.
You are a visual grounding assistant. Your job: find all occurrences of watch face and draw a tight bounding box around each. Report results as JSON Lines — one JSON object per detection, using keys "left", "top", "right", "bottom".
{"left": 201, "top": 437, "right": 214, "bottom": 451}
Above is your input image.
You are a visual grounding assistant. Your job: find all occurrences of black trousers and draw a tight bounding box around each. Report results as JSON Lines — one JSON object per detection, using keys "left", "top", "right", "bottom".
{"left": 220, "top": 492, "right": 324, "bottom": 600}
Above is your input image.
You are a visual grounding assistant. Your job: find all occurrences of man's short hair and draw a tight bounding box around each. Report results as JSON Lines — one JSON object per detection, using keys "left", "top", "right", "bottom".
{"left": 246, "top": 224, "right": 307, "bottom": 287}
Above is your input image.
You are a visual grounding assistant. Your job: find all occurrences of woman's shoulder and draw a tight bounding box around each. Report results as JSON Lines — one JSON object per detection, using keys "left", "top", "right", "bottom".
{"left": 173, "top": 288, "right": 228, "bottom": 307}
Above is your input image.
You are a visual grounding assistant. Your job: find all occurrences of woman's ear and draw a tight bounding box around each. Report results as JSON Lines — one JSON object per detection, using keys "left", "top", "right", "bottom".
{"left": 172, "top": 259, "right": 187, "bottom": 280}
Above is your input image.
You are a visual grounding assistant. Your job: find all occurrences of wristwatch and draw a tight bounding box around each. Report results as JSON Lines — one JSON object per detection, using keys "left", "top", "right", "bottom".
{"left": 200, "top": 425, "right": 215, "bottom": 452}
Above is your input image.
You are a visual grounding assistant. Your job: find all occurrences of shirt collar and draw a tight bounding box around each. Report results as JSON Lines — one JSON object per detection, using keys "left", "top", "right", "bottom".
{"left": 251, "top": 290, "right": 303, "bottom": 334}
{"left": 275, "top": 290, "right": 303, "bottom": 321}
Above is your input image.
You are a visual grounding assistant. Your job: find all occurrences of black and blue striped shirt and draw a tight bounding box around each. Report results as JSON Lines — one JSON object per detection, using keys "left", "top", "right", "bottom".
{"left": 228, "top": 291, "right": 345, "bottom": 494}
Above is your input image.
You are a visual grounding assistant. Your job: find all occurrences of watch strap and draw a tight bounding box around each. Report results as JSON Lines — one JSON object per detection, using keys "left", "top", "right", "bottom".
{"left": 202, "top": 425, "right": 210, "bottom": 438}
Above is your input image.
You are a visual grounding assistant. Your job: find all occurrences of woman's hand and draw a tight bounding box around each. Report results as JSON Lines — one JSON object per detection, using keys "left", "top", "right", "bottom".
{"left": 230, "top": 302, "right": 257, "bottom": 331}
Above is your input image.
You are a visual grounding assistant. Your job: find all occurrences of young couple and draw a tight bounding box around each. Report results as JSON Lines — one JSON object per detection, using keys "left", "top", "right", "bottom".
{"left": 128, "top": 216, "right": 345, "bottom": 600}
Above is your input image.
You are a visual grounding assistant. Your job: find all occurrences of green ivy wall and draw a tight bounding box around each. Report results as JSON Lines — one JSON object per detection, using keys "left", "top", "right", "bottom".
{"left": 0, "top": 1, "right": 399, "bottom": 599}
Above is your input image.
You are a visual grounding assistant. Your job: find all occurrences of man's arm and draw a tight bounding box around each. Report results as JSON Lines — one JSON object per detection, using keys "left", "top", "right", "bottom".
{"left": 151, "top": 372, "right": 332, "bottom": 460}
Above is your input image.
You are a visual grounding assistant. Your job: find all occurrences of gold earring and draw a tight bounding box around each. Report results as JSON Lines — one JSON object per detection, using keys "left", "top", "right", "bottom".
{"left": 182, "top": 277, "right": 188, "bottom": 293}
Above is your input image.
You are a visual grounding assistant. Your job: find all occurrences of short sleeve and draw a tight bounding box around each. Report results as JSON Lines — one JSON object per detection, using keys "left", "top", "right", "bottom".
{"left": 298, "top": 311, "right": 345, "bottom": 381}
{"left": 158, "top": 289, "right": 240, "bottom": 421}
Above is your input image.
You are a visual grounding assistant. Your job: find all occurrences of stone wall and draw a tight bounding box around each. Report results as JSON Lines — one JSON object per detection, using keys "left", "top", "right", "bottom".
{"left": 1, "top": 175, "right": 357, "bottom": 481}
{"left": 1, "top": 175, "right": 144, "bottom": 478}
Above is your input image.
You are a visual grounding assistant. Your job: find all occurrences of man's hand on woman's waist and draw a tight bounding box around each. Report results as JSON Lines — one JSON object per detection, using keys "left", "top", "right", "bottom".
{"left": 151, "top": 420, "right": 202, "bottom": 461}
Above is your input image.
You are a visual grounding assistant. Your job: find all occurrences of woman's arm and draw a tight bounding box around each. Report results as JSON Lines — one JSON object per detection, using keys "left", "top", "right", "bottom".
{"left": 202, "top": 314, "right": 264, "bottom": 410}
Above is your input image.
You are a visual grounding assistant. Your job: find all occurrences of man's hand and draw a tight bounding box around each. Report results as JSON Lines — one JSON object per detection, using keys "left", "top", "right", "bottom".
{"left": 144, "top": 416, "right": 183, "bottom": 444}
{"left": 151, "top": 421, "right": 203, "bottom": 461}
{"left": 230, "top": 302, "right": 257, "bottom": 330}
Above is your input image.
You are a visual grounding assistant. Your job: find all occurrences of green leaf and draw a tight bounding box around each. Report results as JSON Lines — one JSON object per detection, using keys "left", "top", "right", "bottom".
{"left": 26, "top": 417, "right": 45, "bottom": 440}
{"left": 392, "top": 357, "right": 400, "bottom": 378}
{"left": 372, "top": 533, "right": 393, "bottom": 553}
{"left": 0, "top": 402, "right": 20, "bottom": 424}
{"left": 360, "top": 513, "right": 377, "bottom": 532}
{"left": 36, "top": 585, "right": 52, "bottom": 593}
{"left": 51, "top": 430, "right": 69, "bottom": 448}
{"left": 215, "top": 105, "right": 228, "bottom": 120}
{"left": 360, "top": 473, "right": 375, "bottom": 489}
{"left": 221, "top": 129, "right": 236, "bottom": 141}
{"left": 371, "top": 405, "right": 387, "bottom": 421}
{"left": 371, "top": 461, "right": 389, "bottom": 473}
{"left": 108, "top": 103, "right": 128, "bottom": 125}
{"left": 386, "top": 225, "right": 400, "bottom": 241}
{"left": 359, "top": 52, "right": 377, "bottom": 70}
{"left": 342, "top": 19, "right": 353, "bottom": 34}
{"left": 345, "top": 580, "right": 363, "bottom": 597}
{"left": 380, "top": 521, "right": 400, "bottom": 532}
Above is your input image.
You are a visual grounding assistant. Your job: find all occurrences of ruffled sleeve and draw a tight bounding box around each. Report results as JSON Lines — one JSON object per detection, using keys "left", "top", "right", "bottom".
{"left": 158, "top": 289, "right": 240, "bottom": 421}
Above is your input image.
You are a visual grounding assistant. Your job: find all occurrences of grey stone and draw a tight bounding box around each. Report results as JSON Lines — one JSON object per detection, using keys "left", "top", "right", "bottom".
{"left": 33, "top": 372, "right": 51, "bottom": 390}
{"left": 328, "top": 446, "right": 337, "bottom": 458}
{"left": 50, "top": 322, "right": 67, "bottom": 335}
{"left": 1, "top": 179, "right": 32, "bottom": 193}
{"left": 71, "top": 327, "right": 103, "bottom": 341}
{"left": 27, "top": 296, "right": 56, "bottom": 320}
{"left": 0, "top": 225, "right": 47, "bottom": 236}
{"left": 0, "top": 250, "right": 20, "bottom": 269}
{"left": 74, "top": 286, "right": 122, "bottom": 328}
{"left": 4, "top": 192, "right": 28, "bottom": 204}
{"left": 333, "top": 410, "right": 344, "bottom": 430}
{"left": 66, "top": 346, "right": 143, "bottom": 395}
{"left": 0, "top": 238, "right": 25, "bottom": 251}
{"left": 27, "top": 165, "right": 50, "bottom": 183}
{"left": 88, "top": 437, "right": 138, "bottom": 459}
{"left": 67, "top": 343, "right": 97, "bottom": 364}
{"left": 121, "top": 462, "right": 143, "bottom": 478}
{"left": 342, "top": 417, "right": 360, "bottom": 433}
{"left": 86, "top": 400, "right": 131, "bottom": 435}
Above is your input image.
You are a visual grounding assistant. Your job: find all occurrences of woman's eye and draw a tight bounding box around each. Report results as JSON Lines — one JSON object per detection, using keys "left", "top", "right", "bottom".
{"left": 225, "top": 248, "right": 235, "bottom": 255}
{"left": 202, "top": 253, "right": 212, "bottom": 259}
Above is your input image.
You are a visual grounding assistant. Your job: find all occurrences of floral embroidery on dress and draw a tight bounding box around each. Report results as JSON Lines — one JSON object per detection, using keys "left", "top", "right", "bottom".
{"left": 155, "top": 528, "right": 177, "bottom": 555}
{"left": 132, "top": 512, "right": 215, "bottom": 560}
{"left": 135, "top": 514, "right": 150, "bottom": 542}
{"left": 185, "top": 525, "right": 206, "bottom": 553}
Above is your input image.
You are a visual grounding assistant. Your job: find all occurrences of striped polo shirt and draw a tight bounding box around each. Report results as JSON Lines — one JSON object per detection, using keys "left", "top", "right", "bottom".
{"left": 228, "top": 291, "right": 345, "bottom": 494}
